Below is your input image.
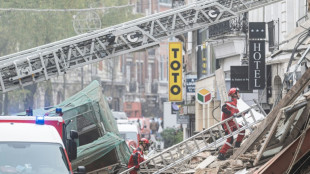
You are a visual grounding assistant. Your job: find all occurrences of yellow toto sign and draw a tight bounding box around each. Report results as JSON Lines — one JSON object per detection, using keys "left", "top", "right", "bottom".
{"left": 169, "top": 42, "right": 182, "bottom": 101}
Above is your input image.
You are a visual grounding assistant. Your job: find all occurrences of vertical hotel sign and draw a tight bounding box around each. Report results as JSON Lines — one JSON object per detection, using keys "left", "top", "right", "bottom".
{"left": 248, "top": 22, "right": 266, "bottom": 90}
{"left": 169, "top": 42, "right": 183, "bottom": 101}
{"left": 249, "top": 41, "right": 265, "bottom": 89}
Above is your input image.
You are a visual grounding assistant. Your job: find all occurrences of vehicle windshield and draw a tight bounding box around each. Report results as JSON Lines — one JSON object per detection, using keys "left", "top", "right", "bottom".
{"left": 0, "top": 142, "right": 70, "bottom": 174}
{"left": 120, "top": 132, "right": 137, "bottom": 142}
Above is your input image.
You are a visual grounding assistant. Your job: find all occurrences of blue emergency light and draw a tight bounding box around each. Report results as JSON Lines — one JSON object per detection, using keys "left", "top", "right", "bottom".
{"left": 35, "top": 116, "right": 45, "bottom": 125}
{"left": 56, "top": 108, "right": 62, "bottom": 114}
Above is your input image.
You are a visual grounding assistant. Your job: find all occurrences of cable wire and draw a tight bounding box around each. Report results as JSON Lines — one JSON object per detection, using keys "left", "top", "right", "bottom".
{"left": 212, "top": 99, "right": 220, "bottom": 122}
{"left": 0, "top": 4, "right": 134, "bottom": 12}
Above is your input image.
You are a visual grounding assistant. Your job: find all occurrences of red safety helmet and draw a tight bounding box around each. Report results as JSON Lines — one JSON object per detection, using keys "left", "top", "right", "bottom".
{"left": 228, "top": 88, "right": 240, "bottom": 96}
{"left": 139, "top": 138, "right": 150, "bottom": 145}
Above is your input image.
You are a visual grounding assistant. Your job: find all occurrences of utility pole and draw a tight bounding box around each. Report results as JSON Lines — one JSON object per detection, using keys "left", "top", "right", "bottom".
{"left": 4, "top": 93, "right": 8, "bottom": 115}
{"left": 63, "top": 74, "right": 66, "bottom": 100}
{"left": 111, "top": 57, "right": 115, "bottom": 110}
{"left": 81, "top": 67, "right": 84, "bottom": 90}
{"left": 0, "top": 93, "right": 2, "bottom": 115}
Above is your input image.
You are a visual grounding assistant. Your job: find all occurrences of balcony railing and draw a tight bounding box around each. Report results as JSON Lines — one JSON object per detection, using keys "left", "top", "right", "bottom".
{"left": 209, "top": 13, "right": 248, "bottom": 39}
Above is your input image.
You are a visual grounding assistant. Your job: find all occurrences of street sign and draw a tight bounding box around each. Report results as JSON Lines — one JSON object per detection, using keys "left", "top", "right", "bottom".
{"left": 177, "top": 115, "right": 189, "bottom": 124}
{"left": 249, "top": 22, "right": 266, "bottom": 39}
{"left": 171, "top": 102, "right": 182, "bottom": 114}
{"left": 196, "top": 88, "right": 213, "bottom": 105}
{"left": 169, "top": 42, "right": 183, "bottom": 101}
{"left": 186, "top": 75, "right": 197, "bottom": 94}
{"left": 249, "top": 40, "right": 266, "bottom": 89}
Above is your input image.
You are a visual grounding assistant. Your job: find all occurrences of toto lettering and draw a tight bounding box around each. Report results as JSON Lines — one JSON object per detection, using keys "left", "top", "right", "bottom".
{"left": 169, "top": 42, "right": 183, "bottom": 101}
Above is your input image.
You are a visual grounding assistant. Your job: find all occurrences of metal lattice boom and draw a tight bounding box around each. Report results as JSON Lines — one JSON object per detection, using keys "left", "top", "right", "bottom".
{"left": 0, "top": 0, "right": 282, "bottom": 92}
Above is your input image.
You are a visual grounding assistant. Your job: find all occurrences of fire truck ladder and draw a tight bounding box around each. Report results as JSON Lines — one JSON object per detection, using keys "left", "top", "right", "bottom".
{"left": 0, "top": 0, "right": 283, "bottom": 93}
{"left": 121, "top": 104, "right": 266, "bottom": 174}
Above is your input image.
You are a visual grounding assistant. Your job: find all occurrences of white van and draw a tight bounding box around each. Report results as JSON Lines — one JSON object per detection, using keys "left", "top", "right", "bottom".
{"left": 117, "top": 121, "right": 141, "bottom": 150}
{"left": 112, "top": 111, "right": 128, "bottom": 120}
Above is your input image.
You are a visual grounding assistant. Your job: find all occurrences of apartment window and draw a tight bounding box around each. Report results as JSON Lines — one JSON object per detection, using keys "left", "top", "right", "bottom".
{"left": 148, "top": 64, "right": 153, "bottom": 81}
{"left": 107, "top": 60, "right": 113, "bottom": 79}
{"left": 268, "top": 21, "right": 275, "bottom": 52}
{"left": 160, "top": 56, "right": 164, "bottom": 80}
{"left": 126, "top": 65, "right": 131, "bottom": 81}
{"left": 216, "top": 59, "right": 220, "bottom": 70}
{"left": 148, "top": 49, "right": 155, "bottom": 56}
{"left": 137, "top": 62, "right": 143, "bottom": 84}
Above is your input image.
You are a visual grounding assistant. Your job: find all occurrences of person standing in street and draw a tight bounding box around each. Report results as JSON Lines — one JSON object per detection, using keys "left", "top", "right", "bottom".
{"left": 127, "top": 138, "right": 150, "bottom": 174}
{"left": 150, "top": 118, "right": 159, "bottom": 135}
{"left": 217, "top": 88, "right": 245, "bottom": 160}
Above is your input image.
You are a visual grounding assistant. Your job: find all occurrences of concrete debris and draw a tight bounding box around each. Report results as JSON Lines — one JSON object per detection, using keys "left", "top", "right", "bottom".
{"left": 195, "top": 151, "right": 211, "bottom": 159}
{"left": 190, "top": 156, "right": 204, "bottom": 164}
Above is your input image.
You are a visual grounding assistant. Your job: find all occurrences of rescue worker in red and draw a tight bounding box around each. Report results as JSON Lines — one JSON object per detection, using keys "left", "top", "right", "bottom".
{"left": 218, "top": 87, "right": 245, "bottom": 160}
{"left": 128, "top": 138, "right": 150, "bottom": 174}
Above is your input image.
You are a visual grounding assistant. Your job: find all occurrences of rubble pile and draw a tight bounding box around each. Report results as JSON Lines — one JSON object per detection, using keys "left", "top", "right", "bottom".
{"left": 140, "top": 68, "right": 310, "bottom": 174}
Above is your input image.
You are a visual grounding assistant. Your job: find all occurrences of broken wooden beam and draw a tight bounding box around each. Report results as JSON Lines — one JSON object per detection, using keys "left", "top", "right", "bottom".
{"left": 253, "top": 110, "right": 283, "bottom": 166}
{"left": 254, "top": 126, "right": 310, "bottom": 174}
{"left": 232, "top": 68, "right": 310, "bottom": 159}
{"left": 284, "top": 100, "right": 307, "bottom": 117}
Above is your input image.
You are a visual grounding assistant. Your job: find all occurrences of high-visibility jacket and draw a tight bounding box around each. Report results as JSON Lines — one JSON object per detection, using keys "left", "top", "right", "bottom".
{"left": 219, "top": 98, "right": 246, "bottom": 154}
{"left": 128, "top": 147, "right": 144, "bottom": 174}
{"left": 221, "top": 98, "right": 239, "bottom": 130}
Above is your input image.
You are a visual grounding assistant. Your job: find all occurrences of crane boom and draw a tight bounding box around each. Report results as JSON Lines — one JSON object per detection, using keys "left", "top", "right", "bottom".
{"left": 0, "top": 0, "right": 282, "bottom": 92}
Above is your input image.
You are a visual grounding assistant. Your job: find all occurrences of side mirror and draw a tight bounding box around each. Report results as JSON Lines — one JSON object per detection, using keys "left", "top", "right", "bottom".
{"left": 68, "top": 139, "right": 77, "bottom": 161}
{"left": 70, "top": 130, "right": 79, "bottom": 139}
{"left": 74, "top": 166, "right": 86, "bottom": 174}
{"left": 68, "top": 130, "right": 78, "bottom": 161}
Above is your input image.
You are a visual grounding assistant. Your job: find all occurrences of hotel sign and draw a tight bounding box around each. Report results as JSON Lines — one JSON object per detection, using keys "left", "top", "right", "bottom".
{"left": 249, "top": 22, "right": 266, "bottom": 39}
{"left": 231, "top": 66, "right": 252, "bottom": 93}
{"left": 169, "top": 42, "right": 183, "bottom": 101}
{"left": 249, "top": 40, "right": 265, "bottom": 89}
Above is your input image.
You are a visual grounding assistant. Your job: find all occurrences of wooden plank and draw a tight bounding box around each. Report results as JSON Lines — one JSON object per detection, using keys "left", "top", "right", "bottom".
{"left": 232, "top": 68, "right": 310, "bottom": 159}
{"left": 253, "top": 110, "right": 283, "bottom": 166}
{"left": 215, "top": 68, "right": 228, "bottom": 103}
{"left": 181, "top": 169, "right": 195, "bottom": 174}
{"left": 194, "top": 156, "right": 216, "bottom": 170}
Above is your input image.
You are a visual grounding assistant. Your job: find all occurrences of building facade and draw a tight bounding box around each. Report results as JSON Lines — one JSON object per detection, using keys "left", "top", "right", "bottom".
{"left": 192, "top": 0, "right": 310, "bottom": 132}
